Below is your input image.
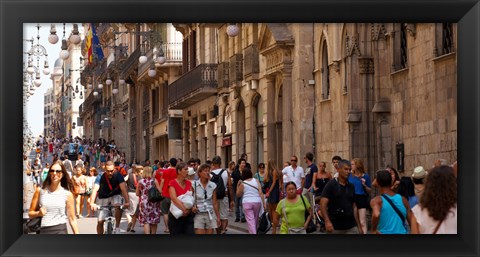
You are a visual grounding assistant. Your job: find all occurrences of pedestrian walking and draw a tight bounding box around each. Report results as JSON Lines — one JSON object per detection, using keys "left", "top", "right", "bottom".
{"left": 348, "top": 158, "right": 372, "bottom": 234}
{"left": 320, "top": 159, "right": 362, "bottom": 234}
{"left": 168, "top": 162, "right": 195, "bottom": 235}
{"left": 28, "top": 160, "right": 78, "bottom": 234}
{"left": 265, "top": 159, "right": 282, "bottom": 223}
{"left": 192, "top": 164, "right": 220, "bottom": 234}
{"left": 272, "top": 181, "right": 313, "bottom": 234}
{"left": 236, "top": 167, "right": 266, "bottom": 234}
{"left": 136, "top": 166, "right": 161, "bottom": 234}
{"left": 370, "top": 169, "right": 412, "bottom": 234}
{"left": 410, "top": 165, "right": 457, "bottom": 234}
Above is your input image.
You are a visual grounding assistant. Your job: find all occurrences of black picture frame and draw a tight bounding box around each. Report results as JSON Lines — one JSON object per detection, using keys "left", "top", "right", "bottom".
{"left": 1, "top": 0, "right": 478, "bottom": 256}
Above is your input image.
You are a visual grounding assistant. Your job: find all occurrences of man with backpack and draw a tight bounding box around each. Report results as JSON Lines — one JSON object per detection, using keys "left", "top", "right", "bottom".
{"left": 210, "top": 156, "right": 234, "bottom": 234}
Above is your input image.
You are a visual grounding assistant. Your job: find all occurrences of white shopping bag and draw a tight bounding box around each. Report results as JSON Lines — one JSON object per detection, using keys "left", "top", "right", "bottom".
{"left": 169, "top": 191, "right": 194, "bottom": 219}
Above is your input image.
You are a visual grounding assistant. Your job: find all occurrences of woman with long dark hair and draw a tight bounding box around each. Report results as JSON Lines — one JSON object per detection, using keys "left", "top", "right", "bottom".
{"left": 28, "top": 160, "right": 78, "bottom": 234}
{"left": 265, "top": 159, "right": 282, "bottom": 223}
{"left": 410, "top": 165, "right": 457, "bottom": 234}
{"left": 236, "top": 167, "right": 266, "bottom": 234}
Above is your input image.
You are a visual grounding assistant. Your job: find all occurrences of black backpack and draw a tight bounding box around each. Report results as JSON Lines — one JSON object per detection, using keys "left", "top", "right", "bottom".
{"left": 257, "top": 211, "right": 271, "bottom": 234}
{"left": 211, "top": 169, "right": 226, "bottom": 199}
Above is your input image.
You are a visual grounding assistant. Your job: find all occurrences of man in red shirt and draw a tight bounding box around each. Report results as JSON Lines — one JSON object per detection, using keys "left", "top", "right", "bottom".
{"left": 114, "top": 161, "right": 127, "bottom": 177}
{"left": 159, "top": 158, "right": 178, "bottom": 233}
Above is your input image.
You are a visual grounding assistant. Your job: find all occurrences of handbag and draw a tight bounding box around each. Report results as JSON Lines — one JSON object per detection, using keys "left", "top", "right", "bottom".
{"left": 148, "top": 178, "right": 164, "bottom": 202}
{"left": 300, "top": 195, "right": 316, "bottom": 233}
{"left": 26, "top": 188, "right": 42, "bottom": 233}
{"left": 26, "top": 216, "right": 42, "bottom": 233}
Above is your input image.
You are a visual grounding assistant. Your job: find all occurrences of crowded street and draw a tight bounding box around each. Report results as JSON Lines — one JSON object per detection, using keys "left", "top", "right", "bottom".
{"left": 21, "top": 22, "right": 457, "bottom": 236}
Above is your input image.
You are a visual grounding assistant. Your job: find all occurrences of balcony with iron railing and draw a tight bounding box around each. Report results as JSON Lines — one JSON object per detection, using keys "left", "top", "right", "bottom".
{"left": 168, "top": 63, "right": 217, "bottom": 109}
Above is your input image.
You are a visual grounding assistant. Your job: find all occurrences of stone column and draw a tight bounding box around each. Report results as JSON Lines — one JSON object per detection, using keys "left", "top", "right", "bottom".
{"left": 282, "top": 66, "right": 293, "bottom": 162}
{"left": 265, "top": 77, "right": 276, "bottom": 163}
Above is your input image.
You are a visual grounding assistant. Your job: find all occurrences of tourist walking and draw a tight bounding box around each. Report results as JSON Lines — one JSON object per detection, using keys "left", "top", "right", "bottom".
{"left": 28, "top": 160, "right": 78, "bottom": 234}
{"left": 136, "top": 166, "right": 161, "bottom": 234}
{"left": 410, "top": 165, "right": 457, "bottom": 234}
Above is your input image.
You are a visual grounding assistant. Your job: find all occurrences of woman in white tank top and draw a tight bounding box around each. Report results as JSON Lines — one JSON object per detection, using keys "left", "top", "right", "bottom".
{"left": 236, "top": 167, "right": 266, "bottom": 234}
{"left": 29, "top": 160, "right": 79, "bottom": 234}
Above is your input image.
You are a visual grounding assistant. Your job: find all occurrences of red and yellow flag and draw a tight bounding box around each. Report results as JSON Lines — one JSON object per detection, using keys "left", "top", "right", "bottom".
{"left": 84, "top": 24, "right": 93, "bottom": 64}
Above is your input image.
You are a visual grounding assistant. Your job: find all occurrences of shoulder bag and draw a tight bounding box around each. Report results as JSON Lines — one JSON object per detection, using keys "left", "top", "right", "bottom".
{"left": 148, "top": 175, "right": 164, "bottom": 202}
{"left": 26, "top": 189, "right": 42, "bottom": 233}
{"left": 381, "top": 194, "right": 407, "bottom": 230}
{"left": 300, "top": 195, "right": 317, "bottom": 233}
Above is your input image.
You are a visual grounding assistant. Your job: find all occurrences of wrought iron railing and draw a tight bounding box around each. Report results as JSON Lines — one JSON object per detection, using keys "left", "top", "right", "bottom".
{"left": 168, "top": 63, "right": 217, "bottom": 105}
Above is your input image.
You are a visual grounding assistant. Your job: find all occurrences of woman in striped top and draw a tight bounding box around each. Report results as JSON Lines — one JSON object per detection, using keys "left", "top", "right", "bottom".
{"left": 29, "top": 160, "right": 79, "bottom": 234}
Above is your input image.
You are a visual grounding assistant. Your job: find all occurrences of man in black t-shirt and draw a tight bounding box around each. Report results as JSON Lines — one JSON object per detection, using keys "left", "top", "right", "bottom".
{"left": 90, "top": 161, "right": 130, "bottom": 234}
{"left": 320, "top": 159, "right": 362, "bottom": 234}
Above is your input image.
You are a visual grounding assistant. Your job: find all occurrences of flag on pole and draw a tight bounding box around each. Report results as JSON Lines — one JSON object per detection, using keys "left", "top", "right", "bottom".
{"left": 84, "top": 23, "right": 104, "bottom": 64}
{"left": 91, "top": 23, "right": 104, "bottom": 61}
{"left": 84, "top": 24, "right": 93, "bottom": 64}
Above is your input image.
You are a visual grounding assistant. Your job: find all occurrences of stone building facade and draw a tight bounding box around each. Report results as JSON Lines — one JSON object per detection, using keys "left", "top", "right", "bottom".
{"left": 78, "top": 23, "right": 457, "bottom": 177}
{"left": 170, "top": 23, "right": 457, "bottom": 176}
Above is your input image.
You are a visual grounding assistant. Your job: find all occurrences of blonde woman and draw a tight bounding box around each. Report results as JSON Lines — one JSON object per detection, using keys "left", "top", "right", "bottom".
{"left": 348, "top": 158, "right": 372, "bottom": 234}
{"left": 72, "top": 165, "right": 87, "bottom": 218}
{"left": 136, "top": 166, "right": 161, "bottom": 234}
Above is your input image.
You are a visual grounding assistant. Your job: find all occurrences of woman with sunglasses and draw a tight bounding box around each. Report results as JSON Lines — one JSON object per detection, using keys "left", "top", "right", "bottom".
{"left": 28, "top": 160, "right": 79, "bottom": 234}
{"left": 191, "top": 164, "right": 220, "bottom": 234}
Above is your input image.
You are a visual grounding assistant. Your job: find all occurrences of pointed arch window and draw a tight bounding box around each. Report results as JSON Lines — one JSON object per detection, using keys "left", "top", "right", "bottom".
{"left": 321, "top": 42, "right": 330, "bottom": 100}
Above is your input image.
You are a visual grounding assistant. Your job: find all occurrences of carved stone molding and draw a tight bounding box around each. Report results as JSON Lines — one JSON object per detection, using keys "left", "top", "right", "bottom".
{"left": 358, "top": 57, "right": 374, "bottom": 74}
{"left": 371, "top": 23, "right": 387, "bottom": 41}
{"left": 345, "top": 35, "right": 361, "bottom": 57}
{"left": 331, "top": 60, "right": 340, "bottom": 73}
{"left": 404, "top": 23, "right": 416, "bottom": 38}
{"left": 261, "top": 46, "right": 293, "bottom": 75}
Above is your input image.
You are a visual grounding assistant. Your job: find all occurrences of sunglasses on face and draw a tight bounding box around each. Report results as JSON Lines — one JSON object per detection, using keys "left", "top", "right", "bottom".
{"left": 291, "top": 159, "right": 297, "bottom": 162}
{"left": 49, "top": 169, "right": 62, "bottom": 174}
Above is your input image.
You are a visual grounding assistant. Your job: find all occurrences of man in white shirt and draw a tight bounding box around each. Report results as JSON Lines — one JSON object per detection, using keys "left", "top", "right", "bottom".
{"left": 282, "top": 155, "right": 305, "bottom": 194}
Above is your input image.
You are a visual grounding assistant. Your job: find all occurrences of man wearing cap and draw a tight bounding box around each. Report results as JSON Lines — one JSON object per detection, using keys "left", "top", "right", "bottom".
{"left": 187, "top": 167, "right": 196, "bottom": 183}
{"left": 411, "top": 166, "right": 427, "bottom": 201}
{"left": 210, "top": 156, "right": 234, "bottom": 234}
{"left": 159, "top": 158, "right": 178, "bottom": 233}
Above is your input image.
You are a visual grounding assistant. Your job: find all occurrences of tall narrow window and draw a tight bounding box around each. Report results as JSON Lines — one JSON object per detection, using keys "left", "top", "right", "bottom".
{"left": 393, "top": 23, "right": 408, "bottom": 71}
{"left": 321, "top": 42, "right": 330, "bottom": 100}
{"left": 442, "top": 23, "right": 453, "bottom": 55}
{"left": 400, "top": 24, "right": 408, "bottom": 69}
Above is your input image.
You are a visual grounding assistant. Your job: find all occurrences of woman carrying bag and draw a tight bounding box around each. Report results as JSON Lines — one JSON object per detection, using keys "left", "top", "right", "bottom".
{"left": 272, "top": 181, "right": 313, "bottom": 234}
{"left": 28, "top": 160, "right": 78, "bottom": 234}
{"left": 236, "top": 167, "right": 266, "bottom": 234}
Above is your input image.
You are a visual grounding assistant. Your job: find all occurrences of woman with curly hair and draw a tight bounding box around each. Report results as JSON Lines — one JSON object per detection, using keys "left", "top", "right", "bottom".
{"left": 28, "top": 160, "right": 78, "bottom": 234}
{"left": 410, "top": 165, "right": 457, "bottom": 234}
